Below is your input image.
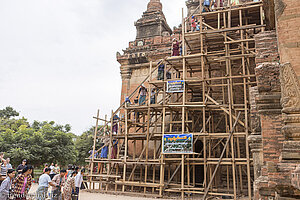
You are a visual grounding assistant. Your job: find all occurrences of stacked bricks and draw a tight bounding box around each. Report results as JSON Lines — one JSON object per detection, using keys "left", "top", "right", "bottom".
{"left": 276, "top": 0, "right": 300, "bottom": 76}
{"left": 255, "top": 31, "right": 280, "bottom": 66}
{"left": 253, "top": 30, "right": 284, "bottom": 199}
{"left": 255, "top": 62, "right": 283, "bottom": 170}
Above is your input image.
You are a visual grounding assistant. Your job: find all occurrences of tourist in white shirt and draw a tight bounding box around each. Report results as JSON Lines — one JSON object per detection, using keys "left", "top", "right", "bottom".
{"left": 6, "top": 158, "right": 12, "bottom": 169}
{"left": 50, "top": 163, "right": 55, "bottom": 179}
{"left": 36, "top": 168, "right": 58, "bottom": 200}
{"left": 0, "top": 169, "right": 15, "bottom": 200}
{"left": 74, "top": 169, "right": 83, "bottom": 200}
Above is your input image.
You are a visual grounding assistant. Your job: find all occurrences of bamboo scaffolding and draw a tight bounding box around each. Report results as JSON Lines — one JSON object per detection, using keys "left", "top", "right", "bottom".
{"left": 86, "top": 1, "right": 265, "bottom": 199}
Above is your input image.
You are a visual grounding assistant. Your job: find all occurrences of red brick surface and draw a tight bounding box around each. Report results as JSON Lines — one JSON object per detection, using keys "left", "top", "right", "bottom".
{"left": 277, "top": 0, "right": 300, "bottom": 76}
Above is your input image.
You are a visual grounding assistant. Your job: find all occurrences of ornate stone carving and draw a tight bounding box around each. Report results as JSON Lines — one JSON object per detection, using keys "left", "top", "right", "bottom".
{"left": 280, "top": 63, "right": 300, "bottom": 111}
{"left": 120, "top": 66, "right": 132, "bottom": 80}
{"left": 274, "top": 0, "right": 286, "bottom": 19}
{"left": 291, "top": 165, "right": 300, "bottom": 191}
{"left": 280, "top": 63, "right": 300, "bottom": 141}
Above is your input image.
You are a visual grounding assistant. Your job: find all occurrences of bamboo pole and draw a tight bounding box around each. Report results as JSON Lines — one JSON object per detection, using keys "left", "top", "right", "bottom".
{"left": 181, "top": 154, "right": 185, "bottom": 200}
{"left": 240, "top": 9, "right": 252, "bottom": 200}
{"left": 202, "top": 112, "right": 241, "bottom": 200}
{"left": 90, "top": 109, "right": 100, "bottom": 189}
{"left": 159, "top": 107, "right": 166, "bottom": 197}
{"left": 122, "top": 109, "right": 128, "bottom": 192}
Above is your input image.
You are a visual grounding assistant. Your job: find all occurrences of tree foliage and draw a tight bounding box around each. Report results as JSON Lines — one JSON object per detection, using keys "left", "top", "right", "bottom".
{"left": 0, "top": 106, "right": 106, "bottom": 168}
{"left": 0, "top": 109, "right": 77, "bottom": 168}
{"left": 0, "top": 106, "right": 19, "bottom": 119}
{"left": 74, "top": 127, "right": 94, "bottom": 165}
{"left": 74, "top": 125, "right": 108, "bottom": 165}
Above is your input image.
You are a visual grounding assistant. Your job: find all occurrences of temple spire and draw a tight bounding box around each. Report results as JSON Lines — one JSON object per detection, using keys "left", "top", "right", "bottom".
{"left": 135, "top": 0, "right": 171, "bottom": 39}
{"left": 147, "top": 0, "right": 162, "bottom": 11}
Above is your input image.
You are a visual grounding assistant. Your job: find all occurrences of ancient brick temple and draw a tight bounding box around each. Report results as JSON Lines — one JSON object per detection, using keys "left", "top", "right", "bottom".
{"left": 117, "top": 0, "right": 180, "bottom": 104}
{"left": 248, "top": 0, "right": 300, "bottom": 199}
{"left": 87, "top": 0, "right": 300, "bottom": 199}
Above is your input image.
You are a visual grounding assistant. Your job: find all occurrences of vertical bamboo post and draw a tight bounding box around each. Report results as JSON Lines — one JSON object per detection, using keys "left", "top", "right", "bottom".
{"left": 199, "top": 4, "right": 207, "bottom": 189}
{"left": 239, "top": 8, "right": 252, "bottom": 200}
{"left": 182, "top": 7, "right": 186, "bottom": 198}
{"left": 200, "top": 0, "right": 203, "bottom": 13}
{"left": 108, "top": 113, "right": 113, "bottom": 169}
{"left": 187, "top": 154, "right": 190, "bottom": 187}
{"left": 105, "top": 114, "right": 110, "bottom": 191}
{"left": 192, "top": 114, "right": 196, "bottom": 187}
{"left": 122, "top": 109, "right": 128, "bottom": 192}
{"left": 90, "top": 109, "right": 100, "bottom": 189}
{"left": 222, "top": 13, "right": 231, "bottom": 193}
{"left": 224, "top": 6, "right": 237, "bottom": 198}
{"left": 152, "top": 137, "right": 157, "bottom": 194}
{"left": 159, "top": 107, "right": 166, "bottom": 197}
{"left": 131, "top": 114, "right": 137, "bottom": 192}
{"left": 181, "top": 154, "right": 185, "bottom": 200}
{"left": 143, "top": 61, "right": 152, "bottom": 193}
{"left": 218, "top": 12, "right": 221, "bottom": 29}
{"left": 260, "top": 5, "right": 265, "bottom": 32}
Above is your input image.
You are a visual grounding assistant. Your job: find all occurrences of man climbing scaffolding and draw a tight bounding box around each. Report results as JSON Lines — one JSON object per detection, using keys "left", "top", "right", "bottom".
{"left": 137, "top": 84, "right": 147, "bottom": 105}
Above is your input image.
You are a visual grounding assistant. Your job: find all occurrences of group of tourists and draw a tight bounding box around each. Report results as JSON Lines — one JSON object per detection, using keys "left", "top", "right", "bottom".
{"left": 0, "top": 155, "right": 33, "bottom": 200}
{"left": 43, "top": 163, "right": 60, "bottom": 180}
{"left": 0, "top": 154, "right": 13, "bottom": 178}
{"left": 0, "top": 153, "right": 84, "bottom": 200}
{"left": 36, "top": 165, "right": 84, "bottom": 200}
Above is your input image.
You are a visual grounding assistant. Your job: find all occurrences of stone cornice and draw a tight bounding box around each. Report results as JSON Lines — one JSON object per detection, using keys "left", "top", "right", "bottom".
{"left": 256, "top": 93, "right": 282, "bottom": 114}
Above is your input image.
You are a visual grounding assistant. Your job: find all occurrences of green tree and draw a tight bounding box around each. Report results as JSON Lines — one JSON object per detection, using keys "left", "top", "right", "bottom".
{"left": 74, "top": 126, "right": 108, "bottom": 165}
{"left": 0, "top": 106, "right": 111, "bottom": 169}
{"left": 0, "top": 107, "right": 77, "bottom": 167}
{"left": 75, "top": 127, "right": 94, "bottom": 165}
{"left": 0, "top": 106, "right": 19, "bottom": 119}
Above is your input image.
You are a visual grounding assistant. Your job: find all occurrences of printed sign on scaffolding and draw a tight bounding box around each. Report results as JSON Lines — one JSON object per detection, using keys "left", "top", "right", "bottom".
{"left": 167, "top": 80, "right": 185, "bottom": 93}
{"left": 163, "top": 134, "right": 193, "bottom": 154}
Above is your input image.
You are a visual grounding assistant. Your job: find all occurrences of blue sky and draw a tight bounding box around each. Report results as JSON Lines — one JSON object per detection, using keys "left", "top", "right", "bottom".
{"left": 0, "top": 0, "right": 186, "bottom": 134}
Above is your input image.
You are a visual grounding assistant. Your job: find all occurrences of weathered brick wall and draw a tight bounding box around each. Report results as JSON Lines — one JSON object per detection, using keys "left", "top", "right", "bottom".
{"left": 276, "top": 0, "right": 300, "bottom": 76}
{"left": 253, "top": 30, "right": 284, "bottom": 199}
{"left": 248, "top": 86, "right": 263, "bottom": 182}
{"left": 255, "top": 31, "right": 280, "bottom": 66}
{"left": 117, "top": 33, "right": 181, "bottom": 105}
{"left": 255, "top": 64, "right": 283, "bottom": 199}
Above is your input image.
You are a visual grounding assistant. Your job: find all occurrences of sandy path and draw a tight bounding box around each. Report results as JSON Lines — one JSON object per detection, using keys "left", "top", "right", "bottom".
{"left": 28, "top": 183, "right": 162, "bottom": 200}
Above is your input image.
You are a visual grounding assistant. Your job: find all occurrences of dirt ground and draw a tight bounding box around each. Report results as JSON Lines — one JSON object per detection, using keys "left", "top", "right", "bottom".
{"left": 28, "top": 183, "right": 163, "bottom": 200}
{"left": 28, "top": 183, "right": 244, "bottom": 200}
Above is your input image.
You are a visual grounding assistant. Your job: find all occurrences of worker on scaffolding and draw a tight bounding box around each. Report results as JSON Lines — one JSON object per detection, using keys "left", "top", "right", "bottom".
{"left": 150, "top": 88, "right": 156, "bottom": 104}
{"left": 137, "top": 84, "right": 147, "bottom": 105}
{"left": 231, "top": 0, "right": 240, "bottom": 6}
{"left": 125, "top": 96, "right": 131, "bottom": 108}
{"left": 111, "top": 139, "right": 118, "bottom": 159}
{"left": 191, "top": 16, "right": 197, "bottom": 32}
{"left": 98, "top": 138, "right": 109, "bottom": 174}
{"left": 88, "top": 149, "right": 98, "bottom": 159}
{"left": 212, "top": 0, "right": 224, "bottom": 9}
{"left": 196, "top": 21, "right": 201, "bottom": 31}
{"left": 202, "top": 0, "right": 211, "bottom": 12}
{"left": 112, "top": 115, "right": 119, "bottom": 135}
{"left": 171, "top": 38, "right": 180, "bottom": 56}
{"left": 157, "top": 63, "right": 165, "bottom": 80}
